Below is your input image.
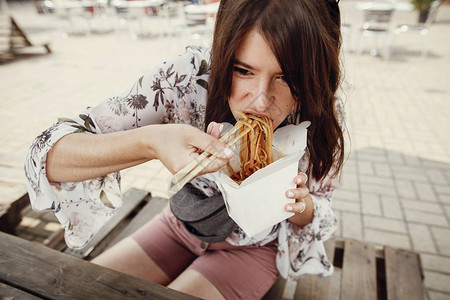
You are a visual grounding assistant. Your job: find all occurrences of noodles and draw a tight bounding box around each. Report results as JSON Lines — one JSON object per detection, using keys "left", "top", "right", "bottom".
{"left": 227, "top": 111, "right": 274, "bottom": 184}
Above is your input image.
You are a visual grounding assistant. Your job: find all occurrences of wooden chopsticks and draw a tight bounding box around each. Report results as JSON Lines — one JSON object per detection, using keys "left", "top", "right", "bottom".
{"left": 168, "top": 122, "right": 256, "bottom": 197}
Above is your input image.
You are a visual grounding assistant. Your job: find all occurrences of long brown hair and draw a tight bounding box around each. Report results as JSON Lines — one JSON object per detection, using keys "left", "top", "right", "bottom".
{"left": 205, "top": 0, "right": 344, "bottom": 182}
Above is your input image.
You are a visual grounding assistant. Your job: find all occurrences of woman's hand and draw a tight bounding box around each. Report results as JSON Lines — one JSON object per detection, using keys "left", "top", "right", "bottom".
{"left": 284, "top": 172, "right": 314, "bottom": 227}
{"left": 151, "top": 123, "right": 233, "bottom": 176}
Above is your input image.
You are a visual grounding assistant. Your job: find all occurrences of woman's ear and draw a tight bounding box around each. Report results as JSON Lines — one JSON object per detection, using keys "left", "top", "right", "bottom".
{"left": 290, "top": 101, "right": 300, "bottom": 116}
{"left": 286, "top": 101, "right": 301, "bottom": 124}
{"left": 291, "top": 103, "right": 297, "bottom": 113}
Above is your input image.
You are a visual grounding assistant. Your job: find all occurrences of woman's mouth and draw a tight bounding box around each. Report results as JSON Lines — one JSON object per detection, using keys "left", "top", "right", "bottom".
{"left": 243, "top": 110, "right": 273, "bottom": 122}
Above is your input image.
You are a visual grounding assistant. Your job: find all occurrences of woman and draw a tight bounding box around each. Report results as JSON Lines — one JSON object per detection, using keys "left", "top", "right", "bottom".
{"left": 25, "top": 0, "right": 345, "bottom": 299}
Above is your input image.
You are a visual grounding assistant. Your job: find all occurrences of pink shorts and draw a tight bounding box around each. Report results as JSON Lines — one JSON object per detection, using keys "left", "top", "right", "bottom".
{"left": 132, "top": 205, "right": 279, "bottom": 300}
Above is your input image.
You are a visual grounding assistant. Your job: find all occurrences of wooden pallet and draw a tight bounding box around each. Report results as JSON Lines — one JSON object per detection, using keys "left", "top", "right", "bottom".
{"left": 264, "top": 239, "right": 425, "bottom": 300}
{"left": 39, "top": 188, "right": 425, "bottom": 300}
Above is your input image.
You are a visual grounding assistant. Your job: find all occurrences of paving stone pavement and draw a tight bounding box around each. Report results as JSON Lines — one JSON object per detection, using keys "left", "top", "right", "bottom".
{"left": 1, "top": 1, "right": 450, "bottom": 299}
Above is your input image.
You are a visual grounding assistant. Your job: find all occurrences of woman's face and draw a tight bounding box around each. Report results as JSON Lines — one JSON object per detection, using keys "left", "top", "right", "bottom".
{"left": 228, "top": 28, "right": 296, "bottom": 129}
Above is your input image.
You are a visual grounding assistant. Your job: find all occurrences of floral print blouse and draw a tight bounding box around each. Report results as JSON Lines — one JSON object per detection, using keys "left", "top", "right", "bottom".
{"left": 25, "top": 46, "right": 345, "bottom": 280}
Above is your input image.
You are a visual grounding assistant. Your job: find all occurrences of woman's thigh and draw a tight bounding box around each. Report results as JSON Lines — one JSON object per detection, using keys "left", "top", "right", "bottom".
{"left": 92, "top": 206, "right": 197, "bottom": 284}
{"left": 130, "top": 206, "right": 198, "bottom": 280}
{"left": 91, "top": 237, "right": 172, "bottom": 285}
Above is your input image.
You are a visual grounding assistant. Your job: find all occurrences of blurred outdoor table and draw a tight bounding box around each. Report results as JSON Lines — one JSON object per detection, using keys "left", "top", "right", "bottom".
{"left": 184, "top": 2, "right": 220, "bottom": 15}
{"left": 0, "top": 231, "right": 200, "bottom": 299}
{"left": 41, "top": 0, "right": 107, "bottom": 11}
{"left": 356, "top": 1, "right": 414, "bottom": 11}
{"left": 112, "top": 0, "right": 164, "bottom": 9}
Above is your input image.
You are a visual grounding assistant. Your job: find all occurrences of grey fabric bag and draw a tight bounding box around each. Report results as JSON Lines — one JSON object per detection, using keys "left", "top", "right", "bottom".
{"left": 170, "top": 183, "right": 238, "bottom": 243}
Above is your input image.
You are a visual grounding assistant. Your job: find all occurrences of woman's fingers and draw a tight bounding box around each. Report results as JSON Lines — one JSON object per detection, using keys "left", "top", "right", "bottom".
{"left": 294, "top": 172, "right": 308, "bottom": 186}
{"left": 285, "top": 186, "right": 309, "bottom": 199}
{"left": 191, "top": 127, "right": 233, "bottom": 160}
{"left": 191, "top": 122, "right": 234, "bottom": 175}
{"left": 206, "top": 122, "right": 214, "bottom": 135}
{"left": 206, "top": 122, "right": 223, "bottom": 139}
{"left": 183, "top": 124, "right": 233, "bottom": 175}
{"left": 284, "top": 172, "right": 310, "bottom": 214}
{"left": 285, "top": 199, "right": 306, "bottom": 214}
{"left": 198, "top": 156, "right": 232, "bottom": 175}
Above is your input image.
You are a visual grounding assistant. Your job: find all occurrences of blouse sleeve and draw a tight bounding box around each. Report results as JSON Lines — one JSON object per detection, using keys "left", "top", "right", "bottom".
{"left": 276, "top": 97, "right": 346, "bottom": 280}
{"left": 24, "top": 47, "right": 210, "bottom": 249}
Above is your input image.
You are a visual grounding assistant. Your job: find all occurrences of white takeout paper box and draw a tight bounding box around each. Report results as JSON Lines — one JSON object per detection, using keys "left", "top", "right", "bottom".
{"left": 203, "top": 121, "right": 310, "bottom": 237}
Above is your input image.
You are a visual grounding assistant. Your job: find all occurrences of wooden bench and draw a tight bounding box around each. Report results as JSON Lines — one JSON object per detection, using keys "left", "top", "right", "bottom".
{"left": 38, "top": 188, "right": 425, "bottom": 299}
{"left": 0, "top": 14, "right": 51, "bottom": 64}
{"left": 0, "top": 231, "right": 201, "bottom": 299}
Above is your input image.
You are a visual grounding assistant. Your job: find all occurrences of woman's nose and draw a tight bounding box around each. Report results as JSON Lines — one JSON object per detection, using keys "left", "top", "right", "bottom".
{"left": 250, "top": 81, "right": 274, "bottom": 112}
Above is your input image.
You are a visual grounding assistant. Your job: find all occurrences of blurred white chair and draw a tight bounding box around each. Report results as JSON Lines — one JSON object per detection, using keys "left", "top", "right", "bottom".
{"left": 160, "top": 1, "right": 189, "bottom": 37}
{"left": 43, "top": 1, "right": 91, "bottom": 38}
{"left": 389, "top": 0, "right": 442, "bottom": 59}
{"left": 112, "top": 0, "right": 164, "bottom": 39}
{"left": 356, "top": 1, "right": 396, "bottom": 59}
{"left": 183, "top": 2, "right": 218, "bottom": 46}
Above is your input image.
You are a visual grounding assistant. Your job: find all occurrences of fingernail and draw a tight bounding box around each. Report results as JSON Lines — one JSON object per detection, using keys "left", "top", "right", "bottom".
{"left": 223, "top": 147, "right": 234, "bottom": 157}
{"left": 219, "top": 123, "right": 224, "bottom": 133}
{"left": 286, "top": 206, "right": 293, "bottom": 212}
{"left": 296, "top": 178, "right": 302, "bottom": 185}
{"left": 299, "top": 202, "right": 306, "bottom": 213}
{"left": 287, "top": 191, "right": 294, "bottom": 198}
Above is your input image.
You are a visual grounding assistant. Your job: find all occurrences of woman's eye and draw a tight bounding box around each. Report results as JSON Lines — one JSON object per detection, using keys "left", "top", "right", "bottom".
{"left": 276, "top": 75, "right": 286, "bottom": 83}
{"left": 276, "top": 75, "right": 289, "bottom": 86}
{"left": 233, "top": 66, "right": 251, "bottom": 76}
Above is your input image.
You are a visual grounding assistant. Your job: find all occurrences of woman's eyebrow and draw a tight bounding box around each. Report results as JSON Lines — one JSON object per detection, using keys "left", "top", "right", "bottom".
{"left": 234, "top": 59, "right": 284, "bottom": 75}
{"left": 234, "top": 59, "right": 254, "bottom": 70}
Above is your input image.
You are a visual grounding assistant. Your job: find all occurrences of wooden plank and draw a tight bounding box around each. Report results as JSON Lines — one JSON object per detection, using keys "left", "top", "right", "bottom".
{"left": 385, "top": 246, "right": 425, "bottom": 300}
{"left": 334, "top": 239, "right": 385, "bottom": 262}
{"left": 104, "top": 196, "right": 168, "bottom": 251}
{"left": 42, "top": 227, "right": 65, "bottom": 249}
{"left": 293, "top": 238, "right": 336, "bottom": 300}
{"left": 0, "top": 231, "right": 201, "bottom": 300}
{"left": 261, "top": 276, "right": 287, "bottom": 300}
{"left": 64, "top": 188, "right": 150, "bottom": 258}
{"left": 340, "top": 239, "right": 377, "bottom": 300}
{"left": 0, "top": 281, "right": 42, "bottom": 299}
